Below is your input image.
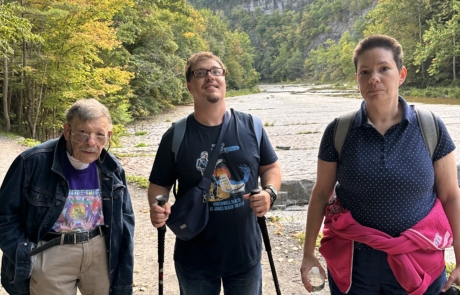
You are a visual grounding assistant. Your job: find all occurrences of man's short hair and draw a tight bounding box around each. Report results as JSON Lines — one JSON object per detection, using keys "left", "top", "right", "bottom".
{"left": 66, "top": 99, "right": 112, "bottom": 127}
{"left": 185, "top": 52, "right": 226, "bottom": 82}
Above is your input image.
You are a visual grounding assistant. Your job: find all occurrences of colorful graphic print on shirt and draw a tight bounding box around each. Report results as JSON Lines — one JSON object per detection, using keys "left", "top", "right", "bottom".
{"left": 196, "top": 142, "right": 251, "bottom": 210}
{"left": 52, "top": 189, "right": 104, "bottom": 232}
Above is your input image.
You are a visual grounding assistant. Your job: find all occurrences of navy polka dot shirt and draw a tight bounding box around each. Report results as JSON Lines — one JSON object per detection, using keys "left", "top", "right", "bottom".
{"left": 319, "top": 96, "right": 456, "bottom": 242}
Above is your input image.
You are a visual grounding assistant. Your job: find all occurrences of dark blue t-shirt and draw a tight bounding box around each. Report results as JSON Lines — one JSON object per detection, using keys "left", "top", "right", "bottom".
{"left": 149, "top": 109, "right": 278, "bottom": 272}
{"left": 319, "top": 97, "right": 455, "bottom": 238}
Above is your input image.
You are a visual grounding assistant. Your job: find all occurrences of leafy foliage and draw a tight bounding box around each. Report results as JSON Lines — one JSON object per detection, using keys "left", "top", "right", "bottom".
{"left": 3, "top": 0, "right": 460, "bottom": 142}
{"left": 1, "top": 0, "right": 260, "bottom": 141}
{"left": 0, "top": 3, "right": 41, "bottom": 55}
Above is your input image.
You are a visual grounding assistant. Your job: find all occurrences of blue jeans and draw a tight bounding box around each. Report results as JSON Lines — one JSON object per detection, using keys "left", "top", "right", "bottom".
{"left": 328, "top": 248, "right": 447, "bottom": 295}
{"left": 175, "top": 260, "right": 262, "bottom": 295}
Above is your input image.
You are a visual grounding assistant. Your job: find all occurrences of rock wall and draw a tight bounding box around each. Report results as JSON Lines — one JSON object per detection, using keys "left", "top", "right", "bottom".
{"left": 239, "top": 0, "right": 311, "bottom": 14}
{"left": 189, "top": 0, "right": 378, "bottom": 53}
{"left": 188, "top": 0, "right": 311, "bottom": 14}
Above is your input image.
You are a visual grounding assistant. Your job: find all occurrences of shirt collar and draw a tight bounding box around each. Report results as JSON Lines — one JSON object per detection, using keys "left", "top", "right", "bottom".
{"left": 353, "top": 95, "right": 414, "bottom": 129}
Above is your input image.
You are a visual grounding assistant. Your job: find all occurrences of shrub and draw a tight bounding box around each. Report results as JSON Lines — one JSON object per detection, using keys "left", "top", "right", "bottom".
{"left": 126, "top": 175, "right": 149, "bottom": 189}
{"left": 19, "top": 138, "right": 41, "bottom": 147}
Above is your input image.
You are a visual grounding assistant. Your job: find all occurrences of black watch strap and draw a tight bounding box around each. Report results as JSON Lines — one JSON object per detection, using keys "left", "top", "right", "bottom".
{"left": 263, "top": 185, "right": 277, "bottom": 206}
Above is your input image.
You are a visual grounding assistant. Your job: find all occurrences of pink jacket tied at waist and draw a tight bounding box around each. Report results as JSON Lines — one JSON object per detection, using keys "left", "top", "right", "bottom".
{"left": 319, "top": 198, "right": 453, "bottom": 295}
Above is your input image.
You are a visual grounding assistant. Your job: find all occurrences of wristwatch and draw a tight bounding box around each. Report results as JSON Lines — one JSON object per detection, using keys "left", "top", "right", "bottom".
{"left": 263, "top": 184, "right": 278, "bottom": 207}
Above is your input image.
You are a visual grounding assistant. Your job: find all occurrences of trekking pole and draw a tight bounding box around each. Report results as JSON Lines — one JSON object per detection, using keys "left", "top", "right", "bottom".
{"left": 250, "top": 189, "right": 282, "bottom": 295}
{"left": 156, "top": 195, "right": 168, "bottom": 295}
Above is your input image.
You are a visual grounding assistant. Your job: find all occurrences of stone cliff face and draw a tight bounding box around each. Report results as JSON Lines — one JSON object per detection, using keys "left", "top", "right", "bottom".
{"left": 188, "top": 0, "right": 311, "bottom": 14}
{"left": 304, "top": 2, "right": 377, "bottom": 53}
{"left": 238, "top": 0, "right": 311, "bottom": 14}
{"left": 189, "top": 0, "right": 378, "bottom": 49}
{"left": 231, "top": 0, "right": 378, "bottom": 53}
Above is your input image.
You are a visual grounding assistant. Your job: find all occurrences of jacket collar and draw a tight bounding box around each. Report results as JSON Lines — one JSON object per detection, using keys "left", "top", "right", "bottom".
{"left": 51, "top": 135, "right": 118, "bottom": 177}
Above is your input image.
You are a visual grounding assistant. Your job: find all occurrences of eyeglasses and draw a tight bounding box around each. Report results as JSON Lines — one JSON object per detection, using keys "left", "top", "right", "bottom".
{"left": 189, "top": 68, "right": 225, "bottom": 81}
{"left": 71, "top": 132, "right": 109, "bottom": 144}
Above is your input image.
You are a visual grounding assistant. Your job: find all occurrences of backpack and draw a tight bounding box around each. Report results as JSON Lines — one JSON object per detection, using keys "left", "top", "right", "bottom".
{"left": 171, "top": 111, "right": 264, "bottom": 196}
{"left": 333, "top": 107, "right": 439, "bottom": 160}
{"left": 172, "top": 112, "right": 263, "bottom": 161}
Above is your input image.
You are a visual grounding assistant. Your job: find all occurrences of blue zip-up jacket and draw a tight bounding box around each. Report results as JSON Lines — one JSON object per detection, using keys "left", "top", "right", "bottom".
{"left": 0, "top": 136, "right": 135, "bottom": 295}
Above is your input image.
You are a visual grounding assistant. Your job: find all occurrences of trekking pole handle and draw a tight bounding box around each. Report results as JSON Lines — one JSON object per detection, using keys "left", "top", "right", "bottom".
{"left": 156, "top": 195, "right": 168, "bottom": 207}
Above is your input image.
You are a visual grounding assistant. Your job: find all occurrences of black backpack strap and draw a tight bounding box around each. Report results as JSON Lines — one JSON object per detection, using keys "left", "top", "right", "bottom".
{"left": 202, "top": 110, "right": 231, "bottom": 179}
{"left": 171, "top": 111, "right": 231, "bottom": 198}
{"left": 333, "top": 107, "right": 439, "bottom": 161}
{"left": 333, "top": 110, "right": 357, "bottom": 160}
{"left": 415, "top": 107, "right": 439, "bottom": 159}
{"left": 172, "top": 116, "right": 188, "bottom": 162}
{"left": 171, "top": 115, "right": 189, "bottom": 198}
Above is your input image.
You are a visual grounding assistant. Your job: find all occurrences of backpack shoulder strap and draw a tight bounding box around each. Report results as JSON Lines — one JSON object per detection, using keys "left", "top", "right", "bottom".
{"left": 333, "top": 110, "right": 357, "bottom": 160}
{"left": 251, "top": 114, "right": 263, "bottom": 149}
{"left": 171, "top": 116, "right": 188, "bottom": 162}
{"left": 415, "top": 107, "right": 439, "bottom": 159}
{"left": 171, "top": 114, "right": 190, "bottom": 198}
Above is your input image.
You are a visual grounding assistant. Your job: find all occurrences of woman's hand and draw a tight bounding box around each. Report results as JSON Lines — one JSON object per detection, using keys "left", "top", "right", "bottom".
{"left": 442, "top": 265, "right": 460, "bottom": 293}
{"left": 300, "top": 253, "right": 327, "bottom": 293}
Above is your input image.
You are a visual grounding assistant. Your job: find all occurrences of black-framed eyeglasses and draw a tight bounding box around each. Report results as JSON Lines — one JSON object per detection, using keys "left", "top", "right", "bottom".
{"left": 189, "top": 68, "right": 225, "bottom": 81}
{"left": 71, "top": 131, "right": 109, "bottom": 145}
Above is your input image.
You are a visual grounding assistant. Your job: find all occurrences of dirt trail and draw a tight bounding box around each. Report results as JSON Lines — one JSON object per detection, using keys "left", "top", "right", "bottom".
{"left": 0, "top": 136, "right": 27, "bottom": 183}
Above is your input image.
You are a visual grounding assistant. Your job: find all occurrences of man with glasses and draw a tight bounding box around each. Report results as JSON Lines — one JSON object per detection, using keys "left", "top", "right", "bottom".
{"left": 148, "top": 51, "right": 281, "bottom": 294}
{"left": 0, "top": 99, "right": 134, "bottom": 295}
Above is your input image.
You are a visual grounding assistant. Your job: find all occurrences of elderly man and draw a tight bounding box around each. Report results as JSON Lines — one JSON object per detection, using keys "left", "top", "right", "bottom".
{"left": 0, "top": 99, "right": 135, "bottom": 295}
{"left": 148, "top": 52, "right": 281, "bottom": 294}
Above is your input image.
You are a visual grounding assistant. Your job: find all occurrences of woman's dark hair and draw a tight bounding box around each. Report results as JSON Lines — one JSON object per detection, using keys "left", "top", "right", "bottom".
{"left": 353, "top": 34, "right": 404, "bottom": 72}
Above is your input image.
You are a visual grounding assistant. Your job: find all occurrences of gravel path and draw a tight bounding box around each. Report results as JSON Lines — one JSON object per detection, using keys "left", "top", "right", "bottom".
{"left": 0, "top": 136, "right": 27, "bottom": 183}
{"left": 1, "top": 84, "right": 460, "bottom": 294}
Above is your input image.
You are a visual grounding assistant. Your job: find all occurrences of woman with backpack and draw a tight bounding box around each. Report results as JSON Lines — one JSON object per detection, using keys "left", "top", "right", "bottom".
{"left": 300, "top": 34, "right": 460, "bottom": 295}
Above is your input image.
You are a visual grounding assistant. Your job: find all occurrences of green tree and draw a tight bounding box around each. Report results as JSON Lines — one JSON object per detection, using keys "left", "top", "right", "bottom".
{"left": 0, "top": 2, "right": 41, "bottom": 132}
{"left": 223, "top": 30, "right": 259, "bottom": 89}
{"left": 338, "top": 31, "right": 357, "bottom": 81}
{"left": 364, "top": 0, "right": 432, "bottom": 86}
{"left": 18, "top": 0, "right": 134, "bottom": 140}
{"left": 415, "top": 0, "right": 460, "bottom": 84}
{"left": 193, "top": 9, "right": 259, "bottom": 89}
{"left": 304, "top": 44, "right": 327, "bottom": 81}
{"left": 119, "top": 0, "right": 207, "bottom": 117}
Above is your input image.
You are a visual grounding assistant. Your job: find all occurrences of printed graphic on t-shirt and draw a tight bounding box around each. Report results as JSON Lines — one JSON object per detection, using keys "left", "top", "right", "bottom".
{"left": 52, "top": 189, "right": 104, "bottom": 232}
{"left": 196, "top": 143, "right": 251, "bottom": 208}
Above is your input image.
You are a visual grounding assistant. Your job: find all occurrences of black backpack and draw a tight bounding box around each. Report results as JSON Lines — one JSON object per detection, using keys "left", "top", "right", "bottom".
{"left": 333, "top": 107, "right": 439, "bottom": 160}
{"left": 170, "top": 111, "right": 264, "bottom": 197}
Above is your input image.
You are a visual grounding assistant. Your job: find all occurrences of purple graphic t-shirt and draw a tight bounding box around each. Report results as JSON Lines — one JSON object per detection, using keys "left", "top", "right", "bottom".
{"left": 52, "top": 157, "right": 104, "bottom": 232}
